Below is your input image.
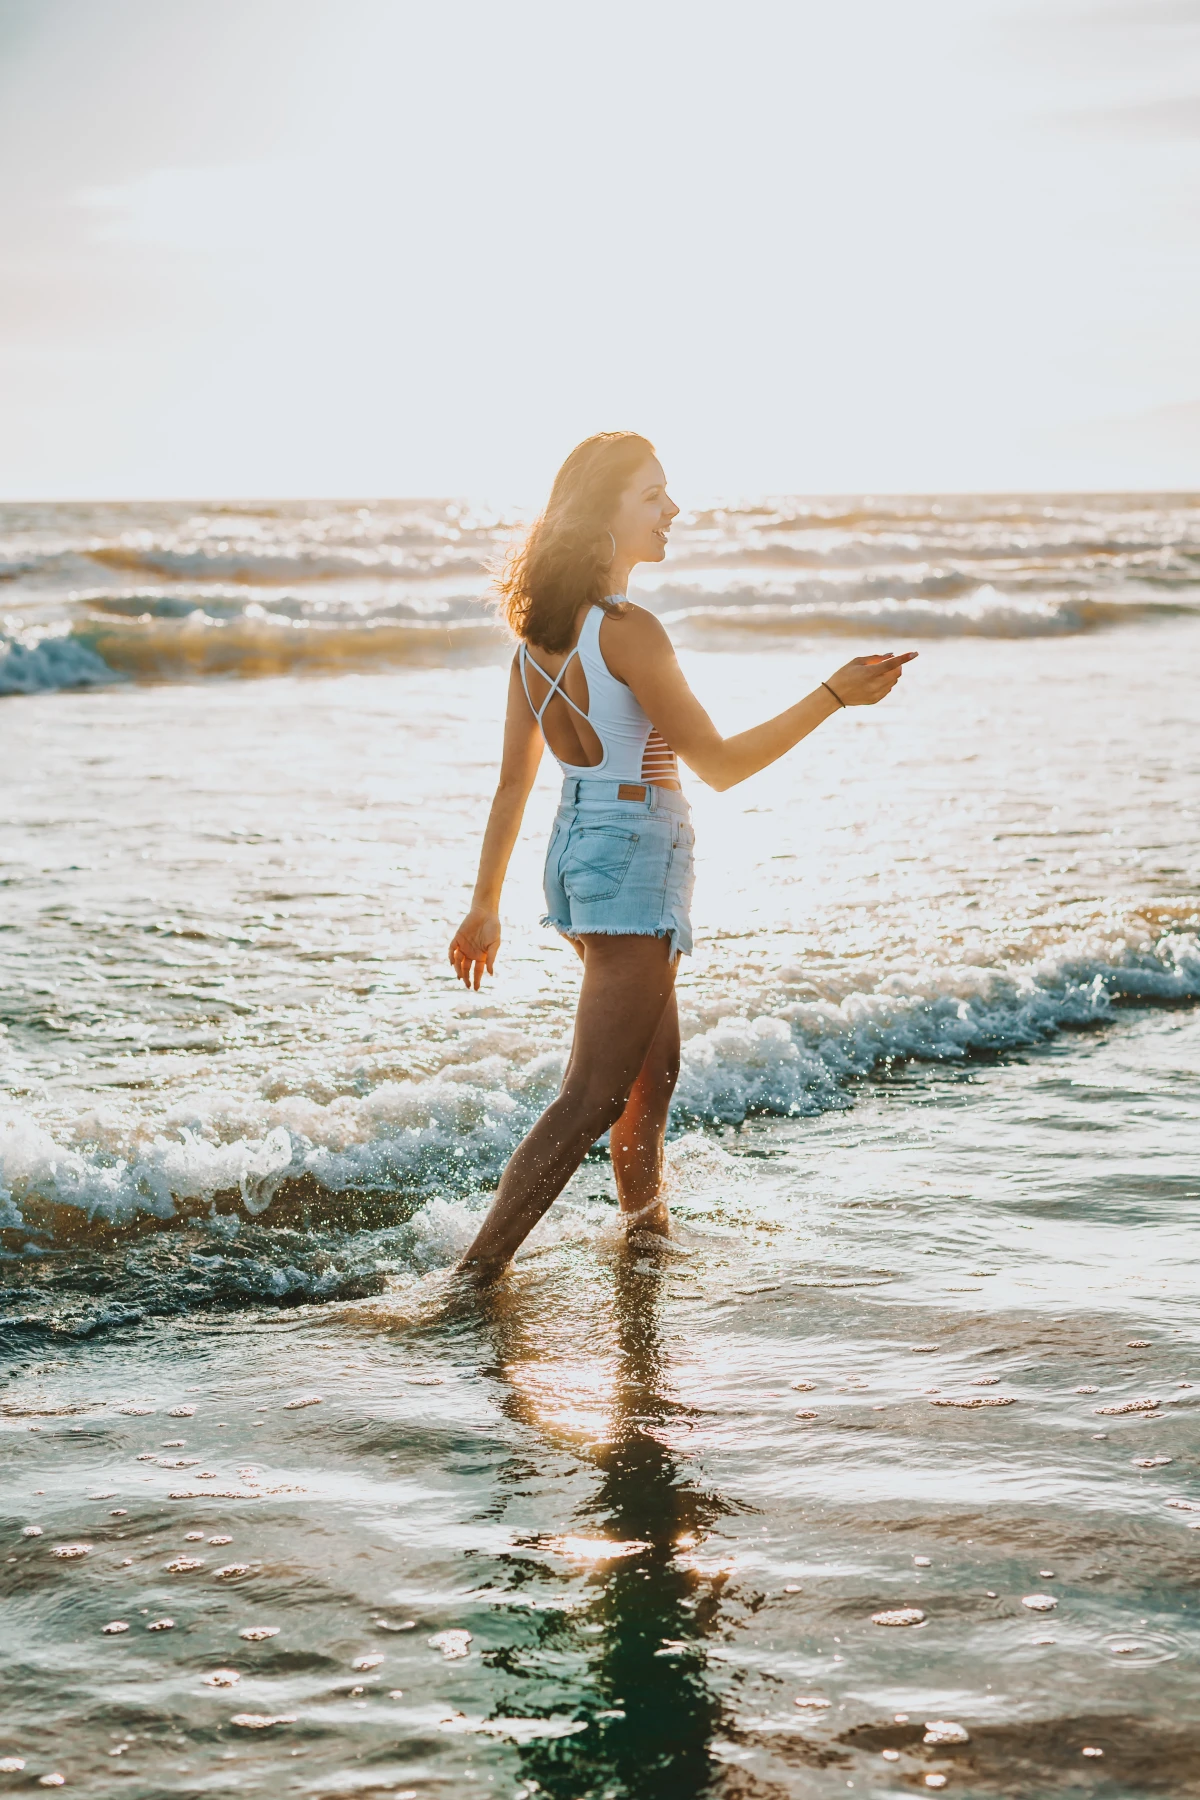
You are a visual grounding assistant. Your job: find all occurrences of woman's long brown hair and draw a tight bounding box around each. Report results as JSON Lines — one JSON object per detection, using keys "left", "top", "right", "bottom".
{"left": 495, "top": 431, "right": 656, "bottom": 652}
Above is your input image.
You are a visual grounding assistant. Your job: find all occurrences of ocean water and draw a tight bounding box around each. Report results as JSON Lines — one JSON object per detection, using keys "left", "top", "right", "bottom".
{"left": 2, "top": 495, "right": 1199, "bottom": 1796}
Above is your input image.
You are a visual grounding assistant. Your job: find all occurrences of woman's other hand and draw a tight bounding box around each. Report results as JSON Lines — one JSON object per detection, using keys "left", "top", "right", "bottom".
{"left": 823, "top": 651, "right": 917, "bottom": 707}
{"left": 449, "top": 910, "right": 501, "bottom": 989}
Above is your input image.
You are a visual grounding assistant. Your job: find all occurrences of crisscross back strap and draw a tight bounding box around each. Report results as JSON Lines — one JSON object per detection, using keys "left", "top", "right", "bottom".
{"left": 518, "top": 641, "right": 591, "bottom": 726}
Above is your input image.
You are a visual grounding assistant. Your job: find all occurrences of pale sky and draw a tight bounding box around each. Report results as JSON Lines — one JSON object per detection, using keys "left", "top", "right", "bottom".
{"left": 1, "top": 0, "right": 1198, "bottom": 500}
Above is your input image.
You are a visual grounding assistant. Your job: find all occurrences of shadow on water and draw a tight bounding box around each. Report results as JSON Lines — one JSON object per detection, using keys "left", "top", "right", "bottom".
{"left": 471, "top": 1251, "right": 738, "bottom": 1800}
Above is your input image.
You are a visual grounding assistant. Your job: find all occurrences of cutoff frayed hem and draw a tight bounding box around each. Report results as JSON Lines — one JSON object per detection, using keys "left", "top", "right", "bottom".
{"left": 540, "top": 915, "right": 690, "bottom": 960}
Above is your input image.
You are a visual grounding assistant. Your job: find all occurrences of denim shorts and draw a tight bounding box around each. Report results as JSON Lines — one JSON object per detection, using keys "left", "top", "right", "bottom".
{"left": 542, "top": 777, "right": 695, "bottom": 959}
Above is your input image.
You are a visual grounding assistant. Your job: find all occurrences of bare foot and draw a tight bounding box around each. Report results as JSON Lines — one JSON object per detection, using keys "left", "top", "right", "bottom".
{"left": 618, "top": 1198, "right": 670, "bottom": 1237}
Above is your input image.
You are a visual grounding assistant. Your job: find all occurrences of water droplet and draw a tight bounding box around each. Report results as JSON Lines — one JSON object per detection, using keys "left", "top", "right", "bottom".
{"left": 238, "top": 1626, "right": 279, "bottom": 1641}
{"left": 1038, "top": 1569, "right": 1055, "bottom": 1577}
{"left": 388, "top": 1689, "right": 405, "bottom": 1699}
{"left": 924, "top": 1722, "right": 968, "bottom": 1745}
{"left": 882, "top": 1749, "right": 900, "bottom": 1762}
{"left": 1081, "top": 1746, "right": 1104, "bottom": 1758}
{"left": 37, "top": 1775, "right": 64, "bottom": 1788}
{"left": 21, "top": 1526, "right": 42, "bottom": 1537}
{"left": 893, "top": 1714, "right": 909, "bottom": 1723}
{"left": 0, "top": 1759, "right": 26, "bottom": 1773}
{"left": 146, "top": 1619, "right": 175, "bottom": 1631}
{"left": 925, "top": 1778, "right": 947, "bottom": 1790}
{"left": 428, "top": 1630, "right": 472, "bottom": 1658}
{"left": 871, "top": 1608, "right": 925, "bottom": 1627}
{"left": 50, "top": 1543, "right": 91, "bottom": 1560}
{"left": 1021, "top": 1594, "right": 1057, "bottom": 1611}
{"left": 203, "top": 1669, "right": 240, "bottom": 1687}
{"left": 372, "top": 1619, "right": 417, "bottom": 1632}
{"left": 793, "top": 1696, "right": 830, "bottom": 1708}
{"left": 101, "top": 1622, "right": 129, "bottom": 1635}
{"left": 783, "top": 1583, "right": 802, "bottom": 1593}
{"left": 282, "top": 1395, "right": 322, "bottom": 1410}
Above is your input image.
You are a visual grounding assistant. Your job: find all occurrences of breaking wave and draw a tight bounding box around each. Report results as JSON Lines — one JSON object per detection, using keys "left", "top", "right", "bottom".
{"left": 4, "top": 925, "right": 1196, "bottom": 1245}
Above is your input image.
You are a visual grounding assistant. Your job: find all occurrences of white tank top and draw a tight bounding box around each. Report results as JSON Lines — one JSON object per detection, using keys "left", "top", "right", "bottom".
{"left": 518, "top": 603, "right": 679, "bottom": 784}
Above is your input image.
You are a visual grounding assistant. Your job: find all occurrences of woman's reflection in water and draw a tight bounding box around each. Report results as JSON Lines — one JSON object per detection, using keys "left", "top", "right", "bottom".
{"left": 476, "top": 1252, "right": 737, "bottom": 1800}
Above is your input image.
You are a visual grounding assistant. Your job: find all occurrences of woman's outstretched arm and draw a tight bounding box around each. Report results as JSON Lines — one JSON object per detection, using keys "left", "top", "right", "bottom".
{"left": 603, "top": 609, "right": 915, "bottom": 791}
{"left": 449, "top": 658, "right": 544, "bottom": 989}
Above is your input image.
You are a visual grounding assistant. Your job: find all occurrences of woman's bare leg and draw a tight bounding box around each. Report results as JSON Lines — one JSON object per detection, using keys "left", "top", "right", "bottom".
{"left": 456, "top": 934, "right": 678, "bottom": 1279}
{"left": 609, "top": 988, "right": 680, "bottom": 1237}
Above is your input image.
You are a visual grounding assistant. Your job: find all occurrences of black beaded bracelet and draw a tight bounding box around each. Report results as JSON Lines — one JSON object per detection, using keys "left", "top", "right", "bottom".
{"left": 821, "top": 681, "right": 845, "bottom": 708}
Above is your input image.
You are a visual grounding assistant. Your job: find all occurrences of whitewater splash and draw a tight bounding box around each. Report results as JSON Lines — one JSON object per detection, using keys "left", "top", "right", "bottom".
{"left": 4, "top": 925, "right": 1196, "bottom": 1240}
{"left": 3, "top": 492, "right": 1199, "bottom": 694}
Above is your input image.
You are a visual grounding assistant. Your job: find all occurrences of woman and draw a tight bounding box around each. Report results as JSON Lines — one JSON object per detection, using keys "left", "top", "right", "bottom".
{"left": 449, "top": 431, "right": 914, "bottom": 1279}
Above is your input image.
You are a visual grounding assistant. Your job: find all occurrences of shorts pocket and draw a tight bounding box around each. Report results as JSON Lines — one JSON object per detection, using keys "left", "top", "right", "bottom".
{"left": 562, "top": 824, "right": 640, "bottom": 902}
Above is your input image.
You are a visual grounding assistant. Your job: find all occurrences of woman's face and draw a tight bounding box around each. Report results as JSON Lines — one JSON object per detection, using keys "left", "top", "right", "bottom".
{"left": 609, "top": 458, "right": 679, "bottom": 566}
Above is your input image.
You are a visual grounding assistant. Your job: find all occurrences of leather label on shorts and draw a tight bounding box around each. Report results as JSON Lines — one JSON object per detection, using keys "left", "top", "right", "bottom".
{"left": 617, "top": 783, "right": 647, "bottom": 802}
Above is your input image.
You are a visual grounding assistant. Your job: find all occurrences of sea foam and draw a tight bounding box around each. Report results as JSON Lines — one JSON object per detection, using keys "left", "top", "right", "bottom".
{"left": 3, "top": 927, "right": 1195, "bottom": 1239}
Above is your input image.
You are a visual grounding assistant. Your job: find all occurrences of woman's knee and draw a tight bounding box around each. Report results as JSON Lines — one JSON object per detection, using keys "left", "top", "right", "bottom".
{"left": 553, "top": 1083, "right": 630, "bottom": 1142}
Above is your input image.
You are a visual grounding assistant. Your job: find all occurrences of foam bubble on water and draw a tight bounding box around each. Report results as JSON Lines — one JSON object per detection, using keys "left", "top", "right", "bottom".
{"left": 429, "top": 1629, "right": 472, "bottom": 1658}
{"left": 164, "top": 1556, "right": 204, "bottom": 1573}
{"left": 1074, "top": 1386, "right": 1099, "bottom": 1394}
{"left": 971, "top": 1376, "right": 1001, "bottom": 1386}
{"left": 1132, "top": 1456, "right": 1172, "bottom": 1469}
{"left": 1095, "top": 1397, "right": 1158, "bottom": 1415}
{"left": 146, "top": 1618, "right": 175, "bottom": 1631}
{"left": 214, "top": 1564, "right": 252, "bottom": 1580}
{"left": 793, "top": 1695, "right": 831, "bottom": 1708}
{"left": 913, "top": 1556, "right": 932, "bottom": 1567}
{"left": 239, "top": 1626, "right": 279, "bottom": 1641}
{"left": 230, "top": 1714, "right": 297, "bottom": 1729}
{"left": 184, "top": 1532, "right": 204, "bottom": 1541}
{"left": 203, "top": 1668, "right": 240, "bottom": 1687}
{"left": 167, "top": 1406, "right": 196, "bottom": 1418}
{"left": 209, "top": 1534, "right": 233, "bottom": 1545}
{"left": 925, "top": 1776, "right": 947, "bottom": 1788}
{"left": 0, "top": 1759, "right": 25, "bottom": 1772}
{"left": 1081, "top": 1746, "right": 1104, "bottom": 1757}
{"left": 794, "top": 1410, "right": 819, "bottom": 1420}
{"left": 36, "top": 1774, "right": 65, "bottom": 1788}
{"left": 882, "top": 1749, "right": 900, "bottom": 1761}
{"left": 352, "top": 1654, "right": 384, "bottom": 1670}
{"left": 1127, "top": 1339, "right": 1151, "bottom": 1348}
{"left": 1021, "top": 1594, "right": 1057, "bottom": 1611}
{"left": 872, "top": 1608, "right": 925, "bottom": 1626}
{"left": 282, "top": 1395, "right": 322, "bottom": 1410}
{"left": 22, "top": 1526, "right": 42, "bottom": 1537}
{"left": 101, "top": 1622, "right": 129, "bottom": 1634}
{"left": 50, "top": 1543, "right": 91, "bottom": 1559}
{"left": 924, "top": 1722, "right": 969, "bottom": 1745}
{"left": 791, "top": 1380, "right": 817, "bottom": 1392}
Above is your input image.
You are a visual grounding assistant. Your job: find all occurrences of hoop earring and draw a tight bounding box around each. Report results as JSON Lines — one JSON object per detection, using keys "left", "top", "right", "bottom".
{"left": 603, "top": 529, "right": 616, "bottom": 565}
